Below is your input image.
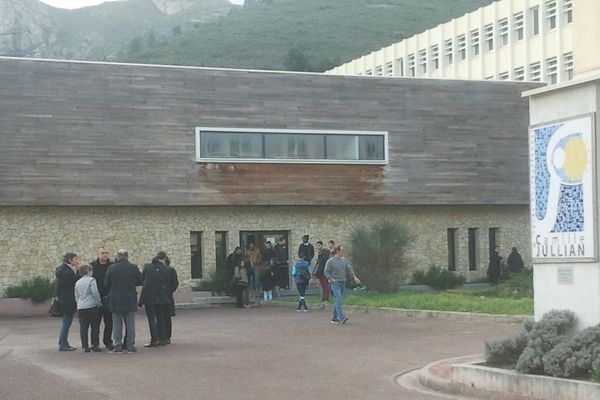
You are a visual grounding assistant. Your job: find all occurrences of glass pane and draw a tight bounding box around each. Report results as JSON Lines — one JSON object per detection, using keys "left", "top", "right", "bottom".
{"left": 201, "top": 132, "right": 262, "bottom": 158}
{"left": 265, "top": 134, "right": 324, "bottom": 159}
{"left": 326, "top": 135, "right": 358, "bottom": 160}
{"left": 358, "top": 136, "right": 385, "bottom": 160}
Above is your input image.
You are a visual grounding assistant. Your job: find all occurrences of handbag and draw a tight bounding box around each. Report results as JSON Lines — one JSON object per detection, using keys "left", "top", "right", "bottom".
{"left": 49, "top": 297, "right": 61, "bottom": 317}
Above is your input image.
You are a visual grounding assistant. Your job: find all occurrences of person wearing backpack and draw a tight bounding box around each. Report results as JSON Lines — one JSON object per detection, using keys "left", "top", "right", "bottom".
{"left": 292, "top": 256, "right": 311, "bottom": 312}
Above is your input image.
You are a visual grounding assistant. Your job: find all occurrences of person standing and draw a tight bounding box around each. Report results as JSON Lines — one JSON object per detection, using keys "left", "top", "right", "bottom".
{"left": 487, "top": 246, "right": 502, "bottom": 285}
{"left": 261, "top": 263, "right": 276, "bottom": 303}
{"left": 324, "top": 246, "right": 360, "bottom": 324}
{"left": 55, "top": 253, "right": 80, "bottom": 351}
{"left": 164, "top": 256, "right": 179, "bottom": 345}
{"left": 74, "top": 264, "right": 103, "bottom": 352}
{"left": 91, "top": 247, "right": 113, "bottom": 350}
{"left": 314, "top": 241, "right": 331, "bottom": 304}
{"left": 507, "top": 247, "right": 524, "bottom": 273}
{"left": 105, "top": 249, "right": 142, "bottom": 354}
{"left": 245, "top": 243, "right": 262, "bottom": 291}
{"left": 233, "top": 259, "right": 250, "bottom": 308}
{"left": 328, "top": 240, "right": 335, "bottom": 255}
{"left": 292, "top": 257, "right": 311, "bottom": 312}
{"left": 298, "top": 235, "right": 315, "bottom": 265}
{"left": 139, "top": 251, "right": 171, "bottom": 348}
{"left": 226, "top": 247, "right": 243, "bottom": 281}
{"left": 274, "top": 237, "right": 289, "bottom": 289}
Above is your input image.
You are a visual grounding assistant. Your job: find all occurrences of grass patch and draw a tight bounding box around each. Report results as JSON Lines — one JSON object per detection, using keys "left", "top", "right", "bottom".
{"left": 468, "top": 270, "right": 533, "bottom": 300}
{"left": 277, "top": 290, "right": 533, "bottom": 315}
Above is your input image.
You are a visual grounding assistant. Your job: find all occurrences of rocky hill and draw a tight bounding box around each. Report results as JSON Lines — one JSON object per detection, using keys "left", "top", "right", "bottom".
{"left": 0, "top": 0, "right": 234, "bottom": 59}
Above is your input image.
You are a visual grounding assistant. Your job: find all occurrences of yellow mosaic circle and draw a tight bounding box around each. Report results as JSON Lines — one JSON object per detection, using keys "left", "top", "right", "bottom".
{"left": 563, "top": 137, "right": 587, "bottom": 181}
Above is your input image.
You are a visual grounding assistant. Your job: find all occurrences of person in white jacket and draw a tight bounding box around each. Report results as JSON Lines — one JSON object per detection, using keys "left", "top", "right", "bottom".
{"left": 74, "top": 264, "right": 103, "bottom": 352}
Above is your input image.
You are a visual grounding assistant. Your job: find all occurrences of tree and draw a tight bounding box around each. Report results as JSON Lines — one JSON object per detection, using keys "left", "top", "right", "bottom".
{"left": 283, "top": 47, "right": 313, "bottom": 72}
{"left": 127, "top": 37, "right": 142, "bottom": 55}
{"left": 146, "top": 31, "right": 157, "bottom": 49}
{"left": 349, "top": 220, "right": 413, "bottom": 292}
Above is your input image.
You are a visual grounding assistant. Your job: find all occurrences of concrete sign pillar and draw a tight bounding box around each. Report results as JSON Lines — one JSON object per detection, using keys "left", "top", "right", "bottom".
{"left": 524, "top": 74, "right": 600, "bottom": 330}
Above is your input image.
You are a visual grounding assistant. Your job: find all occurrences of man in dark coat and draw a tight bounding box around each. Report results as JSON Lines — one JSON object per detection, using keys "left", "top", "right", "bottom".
{"left": 104, "top": 249, "right": 142, "bottom": 353}
{"left": 298, "top": 234, "right": 315, "bottom": 265}
{"left": 274, "top": 237, "right": 289, "bottom": 289}
{"left": 139, "top": 251, "right": 172, "bottom": 347}
{"left": 91, "top": 247, "right": 113, "bottom": 349}
{"left": 163, "top": 256, "right": 179, "bottom": 344}
{"left": 55, "top": 252, "right": 80, "bottom": 351}
{"left": 487, "top": 246, "right": 502, "bottom": 285}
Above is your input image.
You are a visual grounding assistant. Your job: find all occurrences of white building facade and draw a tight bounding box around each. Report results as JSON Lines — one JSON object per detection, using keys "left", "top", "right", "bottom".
{"left": 327, "top": 0, "right": 577, "bottom": 84}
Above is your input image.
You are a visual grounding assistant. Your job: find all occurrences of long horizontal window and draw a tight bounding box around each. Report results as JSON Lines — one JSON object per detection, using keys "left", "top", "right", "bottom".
{"left": 196, "top": 128, "right": 388, "bottom": 164}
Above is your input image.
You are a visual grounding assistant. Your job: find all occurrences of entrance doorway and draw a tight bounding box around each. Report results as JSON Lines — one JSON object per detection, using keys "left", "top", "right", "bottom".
{"left": 240, "top": 230, "right": 290, "bottom": 287}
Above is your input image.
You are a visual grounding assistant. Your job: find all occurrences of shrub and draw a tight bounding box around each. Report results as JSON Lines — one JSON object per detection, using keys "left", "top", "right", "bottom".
{"left": 411, "top": 265, "right": 466, "bottom": 290}
{"left": 592, "top": 365, "right": 600, "bottom": 383}
{"left": 543, "top": 324, "right": 600, "bottom": 378}
{"left": 515, "top": 310, "right": 577, "bottom": 374}
{"left": 349, "top": 220, "right": 413, "bottom": 292}
{"left": 4, "top": 277, "right": 55, "bottom": 303}
{"left": 485, "top": 330, "right": 529, "bottom": 366}
{"left": 192, "top": 268, "right": 231, "bottom": 294}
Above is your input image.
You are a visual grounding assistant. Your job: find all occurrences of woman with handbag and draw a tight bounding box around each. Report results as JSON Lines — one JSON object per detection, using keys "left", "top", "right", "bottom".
{"left": 233, "top": 259, "right": 249, "bottom": 308}
{"left": 55, "top": 252, "right": 80, "bottom": 351}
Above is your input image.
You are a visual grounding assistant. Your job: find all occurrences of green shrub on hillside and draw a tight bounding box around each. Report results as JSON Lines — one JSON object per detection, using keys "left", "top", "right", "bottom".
{"left": 411, "top": 265, "right": 465, "bottom": 290}
{"left": 474, "top": 269, "right": 533, "bottom": 299}
{"left": 349, "top": 220, "right": 413, "bottom": 292}
{"left": 4, "top": 277, "right": 55, "bottom": 303}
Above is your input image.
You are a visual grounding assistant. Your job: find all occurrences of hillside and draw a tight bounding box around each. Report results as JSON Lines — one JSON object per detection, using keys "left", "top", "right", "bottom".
{"left": 122, "top": 0, "right": 494, "bottom": 71}
{"left": 0, "top": 0, "right": 234, "bottom": 60}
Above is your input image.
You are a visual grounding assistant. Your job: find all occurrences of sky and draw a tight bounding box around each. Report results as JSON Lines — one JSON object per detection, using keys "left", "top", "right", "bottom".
{"left": 39, "top": 0, "right": 244, "bottom": 9}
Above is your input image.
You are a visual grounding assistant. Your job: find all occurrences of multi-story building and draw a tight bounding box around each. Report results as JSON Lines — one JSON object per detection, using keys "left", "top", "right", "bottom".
{"left": 327, "top": 0, "right": 582, "bottom": 84}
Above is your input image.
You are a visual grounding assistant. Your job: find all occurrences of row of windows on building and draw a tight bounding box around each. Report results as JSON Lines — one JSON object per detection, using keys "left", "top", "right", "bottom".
{"left": 362, "top": 0, "right": 572, "bottom": 80}
{"left": 447, "top": 227, "right": 500, "bottom": 272}
{"left": 196, "top": 129, "right": 387, "bottom": 164}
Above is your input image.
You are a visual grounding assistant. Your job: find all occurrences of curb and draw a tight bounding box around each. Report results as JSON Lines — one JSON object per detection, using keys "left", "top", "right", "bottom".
{"left": 266, "top": 300, "right": 531, "bottom": 323}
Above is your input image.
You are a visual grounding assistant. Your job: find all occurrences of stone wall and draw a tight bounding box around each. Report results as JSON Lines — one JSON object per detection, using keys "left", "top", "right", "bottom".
{"left": 0, "top": 205, "right": 530, "bottom": 293}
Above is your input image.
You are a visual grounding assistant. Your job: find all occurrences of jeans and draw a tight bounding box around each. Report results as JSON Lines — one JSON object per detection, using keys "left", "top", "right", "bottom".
{"left": 145, "top": 304, "right": 167, "bottom": 343}
{"left": 112, "top": 311, "right": 136, "bottom": 349}
{"left": 296, "top": 282, "right": 308, "bottom": 310}
{"left": 251, "top": 267, "right": 261, "bottom": 291}
{"left": 58, "top": 312, "right": 74, "bottom": 348}
{"left": 78, "top": 307, "right": 100, "bottom": 349}
{"left": 330, "top": 282, "right": 346, "bottom": 321}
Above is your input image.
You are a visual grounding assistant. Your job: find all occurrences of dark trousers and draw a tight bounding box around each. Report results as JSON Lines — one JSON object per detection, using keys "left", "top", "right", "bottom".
{"left": 163, "top": 304, "right": 173, "bottom": 340}
{"left": 278, "top": 264, "right": 289, "bottom": 289}
{"left": 234, "top": 285, "right": 246, "bottom": 307}
{"left": 318, "top": 275, "right": 330, "bottom": 302}
{"left": 97, "top": 304, "right": 113, "bottom": 346}
{"left": 78, "top": 307, "right": 100, "bottom": 349}
{"left": 296, "top": 282, "right": 308, "bottom": 310}
{"left": 145, "top": 304, "right": 167, "bottom": 343}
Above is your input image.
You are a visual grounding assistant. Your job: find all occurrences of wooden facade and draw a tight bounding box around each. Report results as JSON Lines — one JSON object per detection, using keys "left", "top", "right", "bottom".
{"left": 0, "top": 57, "right": 541, "bottom": 206}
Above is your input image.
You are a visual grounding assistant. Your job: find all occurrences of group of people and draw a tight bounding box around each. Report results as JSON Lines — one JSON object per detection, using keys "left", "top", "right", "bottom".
{"left": 54, "top": 248, "right": 179, "bottom": 353}
{"left": 227, "top": 235, "right": 360, "bottom": 324}
{"left": 487, "top": 246, "right": 525, "bottom": 285}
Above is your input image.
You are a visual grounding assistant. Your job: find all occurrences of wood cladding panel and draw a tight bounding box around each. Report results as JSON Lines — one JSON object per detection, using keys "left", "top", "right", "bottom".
{"left": 0, "top": 58, "right": 541, "bottom": 206}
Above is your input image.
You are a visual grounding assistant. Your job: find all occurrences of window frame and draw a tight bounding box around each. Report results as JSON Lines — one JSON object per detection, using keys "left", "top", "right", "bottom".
{"left": 196, "top": 127, "right": 389, "bottom": 165}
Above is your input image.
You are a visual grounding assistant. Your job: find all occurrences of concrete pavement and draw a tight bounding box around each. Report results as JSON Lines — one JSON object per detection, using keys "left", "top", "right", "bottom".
{"left": 0, "top": 306, "right": 521, "bottom": 400}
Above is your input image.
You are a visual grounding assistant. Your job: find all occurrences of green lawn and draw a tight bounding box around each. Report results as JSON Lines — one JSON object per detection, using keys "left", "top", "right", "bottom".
{"left": 278, "top": 291, "right": 533, "bottom": 316}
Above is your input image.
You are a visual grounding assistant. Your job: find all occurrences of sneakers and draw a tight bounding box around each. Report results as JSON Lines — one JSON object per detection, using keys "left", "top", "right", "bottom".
{"left": 127, "top": 347, "right": 137, "bottom": 353}
{"left": 144, "top": 341, "right": 159, "bottom": 348}
{"left": 91, "top": 346, "right": 102, "bottom": 353}
{"left": 341, "top": 317, "right": 349, "bottom": 324}
{"left": 84, "top": 347, "right": 91, "bottom": 353}
{"left": 109, "top": 346, "right": 123, "bottom": 354}
{"left": 59, "top": 345, "right": 76, "bottom": 351}
{"left": 330, "top": 319, "right": 340, "bottom": 324}
{"left": 296, "top": 308, "right": 302, "bottom": 312}
{"left": 303, "top": 308, "right": 309, "bottom": 312}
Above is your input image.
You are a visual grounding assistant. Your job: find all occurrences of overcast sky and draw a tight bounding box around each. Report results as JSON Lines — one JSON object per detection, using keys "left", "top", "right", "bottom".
{"left": 39, "top": 0, "right": 244, "bottom": 9}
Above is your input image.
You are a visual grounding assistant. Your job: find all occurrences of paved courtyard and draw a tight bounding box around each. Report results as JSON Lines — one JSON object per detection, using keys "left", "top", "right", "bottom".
{"left": 0, "top": 306, "right": 521, "bottom": 400}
